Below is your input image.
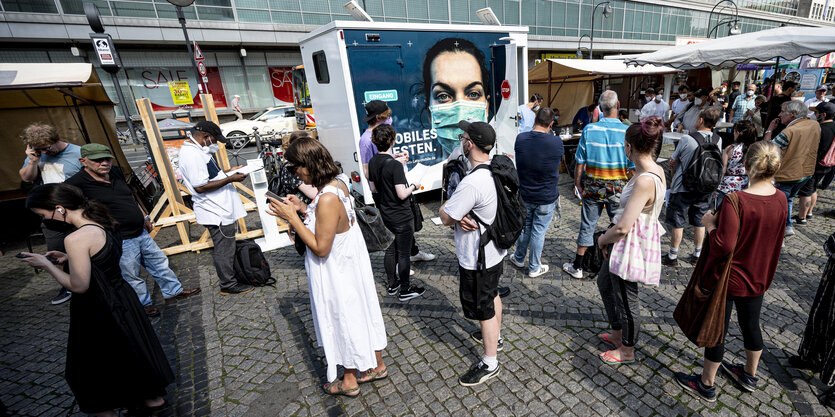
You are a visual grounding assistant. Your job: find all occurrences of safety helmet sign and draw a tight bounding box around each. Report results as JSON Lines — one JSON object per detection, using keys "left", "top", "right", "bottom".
{"left": 501, "top": 80, "right": 511, "bottom": 100}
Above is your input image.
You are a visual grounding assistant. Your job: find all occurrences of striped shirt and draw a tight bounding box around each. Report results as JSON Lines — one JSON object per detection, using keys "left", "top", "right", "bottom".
{"left": 574, "top": 117, "right": 634, "bottom": 180}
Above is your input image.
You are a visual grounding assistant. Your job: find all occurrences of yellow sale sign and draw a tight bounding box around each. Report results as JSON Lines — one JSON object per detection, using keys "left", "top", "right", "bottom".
{"left": 168, "top": 81, "right": 193, "bottom": 105}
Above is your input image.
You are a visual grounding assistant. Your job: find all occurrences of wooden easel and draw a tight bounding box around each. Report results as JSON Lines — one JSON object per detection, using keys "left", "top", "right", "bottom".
{"left": 137, "top": 95, "right": 269, "bottom": 255}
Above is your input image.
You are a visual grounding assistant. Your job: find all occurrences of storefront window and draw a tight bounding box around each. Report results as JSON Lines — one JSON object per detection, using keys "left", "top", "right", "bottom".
{"left": 2, "top": 0, "right": 58, "bottom": 13}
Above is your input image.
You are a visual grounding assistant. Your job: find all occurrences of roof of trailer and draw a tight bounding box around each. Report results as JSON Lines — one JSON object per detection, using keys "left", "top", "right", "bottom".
{"left": 300, "top": 20, "right": 528, "bottom": 43}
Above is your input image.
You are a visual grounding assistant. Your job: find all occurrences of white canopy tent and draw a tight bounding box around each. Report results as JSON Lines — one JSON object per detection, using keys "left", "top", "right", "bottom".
{"left": 528, "top": 59, "right": 680, "bottom": 125}
{"left": 624, "top": 26, "right": 835, "bottom": 70}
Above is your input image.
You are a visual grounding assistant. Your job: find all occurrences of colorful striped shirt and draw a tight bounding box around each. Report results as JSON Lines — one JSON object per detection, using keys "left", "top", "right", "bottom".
{"left": 574, "top": 117, "right": 634, "bottom": 180}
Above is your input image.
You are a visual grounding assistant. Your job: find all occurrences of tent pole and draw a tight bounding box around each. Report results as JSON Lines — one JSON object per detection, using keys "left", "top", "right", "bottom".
{"left": 766, "top": 56, "right": 780, "bottom": 124}
{"left": 71, "top": 95, "right": 92, "bottom": 144}
{"left": 547, "top": 61, "right": 553, "bottom": 106}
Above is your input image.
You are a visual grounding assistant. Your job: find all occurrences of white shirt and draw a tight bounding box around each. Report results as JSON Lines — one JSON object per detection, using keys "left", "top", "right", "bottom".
{"left": 442, "top": 162, "right": 507, "bottom": 270}
{"left": 672, "top": 98, "right": 690, "bottom": 116}
{"left": 640, "top": 100, "right": 670, "bottom": 122}
{"left": 805, "top": 97, "right": 828, "bottom": 118}
{"left": 177, "top": 142, "right": 246, "bottom": 226}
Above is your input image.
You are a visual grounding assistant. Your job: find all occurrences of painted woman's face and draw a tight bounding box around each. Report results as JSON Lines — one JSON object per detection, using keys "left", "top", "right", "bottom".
{"left": 429, "top": 51, "right": 488, "bottom": 106}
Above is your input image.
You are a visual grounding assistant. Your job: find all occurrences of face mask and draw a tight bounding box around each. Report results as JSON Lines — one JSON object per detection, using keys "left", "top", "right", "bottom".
{"left": 694, "top": 98, "right": 703, "bottom": 106}
{"left": 680, "top": 94, "right": 687, "bottom": 99}
{"left": 43, "top": 219, "right": 76, "bottom": 233}
{"left": 533, "top": 105, "right": 540, "bottom": 111}
{"left": 429, "top": 101, "right": 488, "bottom": 155}
{"left": 189, "top": 133, "right": 218, "bottom": 155}
{"left": 655, "top": 95, "right": 663, "bottom": 102}
{"left": 384, "top": 116, "right": 393, "bottom": 125}
{"left": 553, "top": 115, "right": 560, "bottom": 123}
{"left": 746, "top": 90, "right": 754, "bottom": 97}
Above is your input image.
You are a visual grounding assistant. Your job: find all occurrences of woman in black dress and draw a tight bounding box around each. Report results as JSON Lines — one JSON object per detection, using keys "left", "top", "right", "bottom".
{"left": 19, "top": 183, "right": 174, "bottom": 416}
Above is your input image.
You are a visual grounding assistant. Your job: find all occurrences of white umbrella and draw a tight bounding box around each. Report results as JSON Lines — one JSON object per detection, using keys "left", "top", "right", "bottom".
{"left": 625, "top": 26, "right": 835, "bottom": 69}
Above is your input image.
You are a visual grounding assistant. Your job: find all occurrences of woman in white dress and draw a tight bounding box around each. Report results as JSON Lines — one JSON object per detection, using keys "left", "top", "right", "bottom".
{"left": 268, "top": 137, "right": 388, "bottom": 397}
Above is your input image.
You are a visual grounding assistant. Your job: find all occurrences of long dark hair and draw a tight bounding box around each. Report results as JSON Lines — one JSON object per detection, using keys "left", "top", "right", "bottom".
{"left": 732, "top": 119, "right": 757, "bottom": 154}
{"left": 26, "top": 183, "right": 117, "bottom": 231}
{"left": 284, "top": 137, "right": 341, "bottom": 189}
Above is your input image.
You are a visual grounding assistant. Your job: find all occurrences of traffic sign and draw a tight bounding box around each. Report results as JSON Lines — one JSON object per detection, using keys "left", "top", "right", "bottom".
{"left": 92, "top": 35, "right": 115, "bottom": 65}
{"left": 193, "top": 41, "right": 204, "bottom": 61}
{"left": 197, "top": 61, "right": 207, "bottom": 76}
{"left": 202, "top": 76, "right": 209, "bottom": 83}
{"left": 501, "top": 80, "right": 511, "bottom": 100}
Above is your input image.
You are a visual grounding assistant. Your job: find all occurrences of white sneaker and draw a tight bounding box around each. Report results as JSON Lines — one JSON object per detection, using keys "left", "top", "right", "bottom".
{"left": 785, "top": 226, "right": 795, "bottom": 237}
{"left": 410, "top": 251, "right": 436, "bottom": 262}
{"left": 562, "top": 262, "right": 583, "bottom": 279}
{"left": 529, "top": 264, "right": 549, "bottom": 278}
{"left": 410, "top": 269, "right": 415, "bottom": 276}
{"left": 508, "top": 256, "right": 526, "bottom": 268}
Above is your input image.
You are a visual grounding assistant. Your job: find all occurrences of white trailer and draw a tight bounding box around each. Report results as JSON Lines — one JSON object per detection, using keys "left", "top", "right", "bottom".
{"left": 298, "top": 21, "right": 528, "bottom": 203}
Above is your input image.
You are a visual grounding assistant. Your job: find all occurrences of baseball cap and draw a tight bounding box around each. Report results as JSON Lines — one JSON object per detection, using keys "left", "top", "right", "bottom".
{"left": 817, "top": 85, "right": 828, "bottom": 92}
{"left": 80, "top": 143, "right": 114, "bottom": 160}
{"left": 362, "top": 100, "right": 388, "bottom": 123}
{"left": 191, "top": 120, "right": 228, "bottom": 143}
{"left": 816, "top": 101, "right": 835, "bottom": 117}
{"left": 457, "top": 120, "right": 496, "bottom": 152}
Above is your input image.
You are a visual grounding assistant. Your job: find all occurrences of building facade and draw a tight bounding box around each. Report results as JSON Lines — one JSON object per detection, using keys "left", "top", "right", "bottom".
{"left": 1, "top": 0, "right": 831, "bottom": 118}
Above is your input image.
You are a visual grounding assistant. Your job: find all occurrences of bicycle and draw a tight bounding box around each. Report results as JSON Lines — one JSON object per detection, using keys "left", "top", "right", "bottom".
{"left": 257, "top": 128, "right": 286, "bottom": 180}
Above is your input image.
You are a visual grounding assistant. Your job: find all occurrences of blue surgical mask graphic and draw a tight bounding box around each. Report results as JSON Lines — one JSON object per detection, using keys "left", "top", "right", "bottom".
{"left": 429, "top": 101, "right": 488, "bottom": 155}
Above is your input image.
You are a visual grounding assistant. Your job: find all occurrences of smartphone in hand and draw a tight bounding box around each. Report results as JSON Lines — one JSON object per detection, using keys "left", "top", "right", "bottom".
{"left": 265, "top": 191, "right": 281, "bottom": 204}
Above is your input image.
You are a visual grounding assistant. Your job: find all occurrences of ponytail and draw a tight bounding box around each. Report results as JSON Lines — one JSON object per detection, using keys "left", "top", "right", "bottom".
{"left": 26, "top": 183, "right": 118, "bottom": 231}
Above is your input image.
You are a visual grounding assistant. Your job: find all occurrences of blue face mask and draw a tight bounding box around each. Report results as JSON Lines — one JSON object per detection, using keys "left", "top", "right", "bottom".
{"left": 429, "top": 101, "right": 488, "bottom": 155}
{"left": 384, "top": 116, "right": 393, "bottom": 125}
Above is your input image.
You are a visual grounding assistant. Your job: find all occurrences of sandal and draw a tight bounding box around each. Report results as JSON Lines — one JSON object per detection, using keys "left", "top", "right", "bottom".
{"left": 323, "top": 380, "right": 360, "bottom": 397}
{"left": 599, "top": 350, "right": 635, "bottom": 365}
{"left": 358, "top": 367, "right": 388, "bottom": 384}
{"left": 597, "top": 333, "right": 619, "bottom": 349}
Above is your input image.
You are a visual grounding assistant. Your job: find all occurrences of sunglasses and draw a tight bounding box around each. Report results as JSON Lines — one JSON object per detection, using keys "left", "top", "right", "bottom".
{"left": 285, "top": 163, "right": 299, "bottom": 175}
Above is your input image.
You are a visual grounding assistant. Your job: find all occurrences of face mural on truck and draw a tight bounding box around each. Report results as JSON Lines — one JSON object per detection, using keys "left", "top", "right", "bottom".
{"left": 346, "top": 30, "right": 507, "bottom": 168}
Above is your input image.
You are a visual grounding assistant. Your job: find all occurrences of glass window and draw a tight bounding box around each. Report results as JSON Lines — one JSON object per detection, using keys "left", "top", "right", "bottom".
{"left": 269, "top": 0, "right": 300, "bottom": 10}
{"left": 469, "top": 0, "right": 488, "bottom": 23}
{"left": 301, "top": 1, "right": 329, "bottom": 13}
{"left": 245, "top": 67, "right": 274, "bottom": 109}
{"left": 650, "top": 12, "right": 660, "bottom": 38}
{"left": 384, "top": 0, "right": 407, "bottom": 17}
{"left": 551, "top": 1, "right": 565, "bottom": 30}
{"left": 271, "top": 11, "right": 302, "bottom": 23}
{"left": 200, "top": 0, "right": 231, "bottom": 6}
{"left": 488, "top": 0, "right": 503, "bottom": 22}
{"left": 112, "top": 2, "right": 156, "bottom": 18}
{"left": 197, "top": 6, "right": 234, "bottom": 20}
{"left": 302, "top": 13, "right": 331, "bottom": 25}
{"left": 450, "top": 0, "right": 468, "bottom": 22}
{"left": 60, "top": 0, "right": 109, "bottom": 15}
{"left": 612, "top": 5, "right": 624, "bottom": 33}
{"left": 429, "top": 0, "right": 449, "bottom": 21}
{"left": 220, "top": 67, "right": 247, "bottom": 107}
{"left": 2, "top": 0, "right": 58, "bottom": 13}
{"left": 237, "top": 0, "right": 268, "bottom": 8}
{"left": 520, "top": 0, "right": 535, "bottom": 26}
{"left": 579, "top": 3, "right": 591, "bottom": 30}
{"left": 155, "top": 3, "right": 196, "bottom": 19}
{"left": 363, "top": 0, "right": 384, "bottom": 16}
{"left": 504, "top": 0, "right": 519, "bottom": 25}
{"left": 536, "top": 0, "right": 550, "bottom": 29}
{"left": 565, "top": 2, "right": 579, "bottom": 31}
{"left": 312, "top": 50, "right": 329, "bottom": 84}
{"left": 237, "top": 9, "right": 272, "bottom": 22}
{"left": 408, "top": 0, "right": 429, "bottom": 19}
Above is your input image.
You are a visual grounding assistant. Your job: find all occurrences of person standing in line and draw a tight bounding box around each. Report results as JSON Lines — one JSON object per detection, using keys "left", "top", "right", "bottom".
{"left": 440, "top": 121, "right": 506, "bottom": 386}
{"left": 670, "top": 85, "right": 691, "bottom": 131}
{"left": 509, "top": 107, "right": 564, "bottom": 277}
{"left": 368, "top": 124, "right": 426, "bottom": 301}
{"left": 714, "top": 120, "right": 758, "bottom": 207}
{"left": 19, "top": 183, "right": 175, "bottom": 415}
{"left": 727, "top": 81, "right": 742, "bottom": 114}
{"left": 640, "top": 91, "right": 670, "bottom": 123}
{"left": 674, "top": 141, "right": 787, "bottom": 402}
{"left": 562, "top": 91, "right": 633, "bottom": 279}
{"left": 729, "top": 84, "right": 758, "bottom": 124}
{"left": 66, "top": 144, "right": 201, "bottom": 317}
{"left": 596, "top": 117, "right": 666, "bottom": 364}
{"left": 231, "top": 94, "right": 243, "bottom": 120}
{"left": 359, "top": 100, "right": 436, "bottom": 265}
{"left": 745, "top": 95, "right": 766, "bottom": 138}
{"left": 766, "top": 80, "right": 798, "bottom": 137}
{"left": 517, "top": 93, "right": 543, "bottom": 134}
{"left": 675, "top": 88, "right": 713, "bottom": 134}
{"left": 177, "top": 121, "right": 253, "bottom": 295}
{"left": 795, "top": 102, "right": 835, "bottom": 224}
{"left": 764, "top": 100, "right": 820, "bottom": 237}
{"left": 806, "top": 85, "right": 830, "bottom": 118}
{"left": 18, "top": 122, "right": 82, "bottom": 306}
{"left": 663, "top": 107, "right": 723, "bottom": 267}
{"left": 267, "top": 137, "right": 388, "bottom": 397}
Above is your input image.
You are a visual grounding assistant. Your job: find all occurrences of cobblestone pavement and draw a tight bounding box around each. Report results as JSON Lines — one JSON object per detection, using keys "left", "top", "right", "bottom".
{"left": 2, "top": 178, "right": 835, "bottom": 416}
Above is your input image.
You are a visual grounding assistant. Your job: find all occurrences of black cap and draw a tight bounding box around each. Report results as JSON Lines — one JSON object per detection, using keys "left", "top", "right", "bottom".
{"left": 362, "top": 100, "right": 388, "bottom": 123}
{"left": 816, "top": 101, "right": 835, "bottom": 117}
{"left": 191, "top": 120, "right": 228, "bottom": 143}
{"left": 458, "top": 120, "right": 496, "bottom": 152}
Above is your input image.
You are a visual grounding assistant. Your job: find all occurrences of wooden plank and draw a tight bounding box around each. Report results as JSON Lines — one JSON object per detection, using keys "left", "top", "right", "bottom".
{"left": 160, "top": 229, "right": 264, "bottom": 255}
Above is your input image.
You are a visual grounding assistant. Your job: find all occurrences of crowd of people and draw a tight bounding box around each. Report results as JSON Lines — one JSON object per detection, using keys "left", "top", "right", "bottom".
{"left": 14, "top": 77, "right": 835, "bottom": 412}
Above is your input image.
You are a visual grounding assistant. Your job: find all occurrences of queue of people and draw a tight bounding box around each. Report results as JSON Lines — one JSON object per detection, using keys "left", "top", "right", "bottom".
{"left": 14, "top": 79, "right": 835, "bottom": 413}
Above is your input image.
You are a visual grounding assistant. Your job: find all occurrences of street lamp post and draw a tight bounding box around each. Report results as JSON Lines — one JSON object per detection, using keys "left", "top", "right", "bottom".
{"left": 708, "top": 0, "right": 742, "bottom": 38}
{"left": 577, "top": 34, "right": 591, "bottom": 59}
{"left": 167, "top": 0, "right": 205, "bottom": 95}
{"left": 589, "top": 1, "right": 613, "bottom": 59}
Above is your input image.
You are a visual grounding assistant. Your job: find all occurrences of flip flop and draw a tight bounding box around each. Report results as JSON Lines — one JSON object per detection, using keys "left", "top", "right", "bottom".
{"left": 358, "top": 367, "right": 388, "bottom": 384}
{"left": 323, "top": 380, "right": 360, "bottom": 397}
{"left": 599, "top": 350, "right": 635, "bottom": 365}
{"left": 597, "top": 333, "right": 619, "bottom": 349}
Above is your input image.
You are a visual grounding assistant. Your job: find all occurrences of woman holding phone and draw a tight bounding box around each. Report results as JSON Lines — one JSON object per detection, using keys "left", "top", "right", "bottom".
{"left": 267, "top": 137, "right": 387, "bottom": 397}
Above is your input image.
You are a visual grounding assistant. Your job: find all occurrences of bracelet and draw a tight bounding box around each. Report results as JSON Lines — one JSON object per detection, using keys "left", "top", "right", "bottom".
{"left": 764, "top": 130, "right": 772, "bottom": 134}
{"left": 144, "top": 215, "right": 151, "bottom": 221}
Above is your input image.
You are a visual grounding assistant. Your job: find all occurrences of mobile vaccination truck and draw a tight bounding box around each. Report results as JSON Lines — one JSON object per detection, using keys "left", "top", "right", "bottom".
{"left": 298, "top": 21, "right": 528, "bottom": 203}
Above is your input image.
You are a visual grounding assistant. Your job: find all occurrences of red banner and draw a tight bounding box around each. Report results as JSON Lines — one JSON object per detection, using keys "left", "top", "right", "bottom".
{"left": 128, "top": 66, "right": 226, "bottom": 112}
{"left": 269, "top": 67, "right": 294, "bottom": 105}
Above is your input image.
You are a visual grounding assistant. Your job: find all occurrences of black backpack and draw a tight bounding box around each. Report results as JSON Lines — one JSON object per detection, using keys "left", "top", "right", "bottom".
{"left": 443, "top": 155, "right": 469, "bottom": 199}
{"left": 233, "top": 240, "right": 275, "bottom": 286}
{"left": 469, "top": 155, "right": 527, "bottom": 270}
{"left": 683, "top": 133, "right": 723, "bottom": 194}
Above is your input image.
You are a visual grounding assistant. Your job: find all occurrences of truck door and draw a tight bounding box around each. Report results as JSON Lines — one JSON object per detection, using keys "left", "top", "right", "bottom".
{"left": 346, "top": 45, "right": 404, "bottom": 202}
{"left": 490, "top": 42, "right": 519, "bottom": 160}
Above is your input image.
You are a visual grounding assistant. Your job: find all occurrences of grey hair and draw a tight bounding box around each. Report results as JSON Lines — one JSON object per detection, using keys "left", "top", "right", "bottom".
{"left": 755, "top": 94, "right": 767, "bottom": 102}
{"left": 599, "top": 90, "right": 618, "bottom": 115}
{"left": 782, "top": 99, "right": 807, "bottom": 119}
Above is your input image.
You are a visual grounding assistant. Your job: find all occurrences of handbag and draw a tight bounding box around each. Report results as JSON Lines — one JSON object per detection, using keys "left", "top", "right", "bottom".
{"left": 608, "top": 173, "right": 666, "bottom": 286}
{"left": 673, "top": 192, "right": 742, "bottom": 347}
{"left": 409, "top": 194, "right": 424, "bottom": 232}
{"left": 352, "top": 195, "right": 395, "bottom": 252}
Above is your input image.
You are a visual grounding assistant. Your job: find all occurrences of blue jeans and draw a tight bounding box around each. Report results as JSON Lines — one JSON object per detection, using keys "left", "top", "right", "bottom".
{"left": 577, "top": 197, "right": 617, "bottom": 247}
{"left": 776, "top": 181, "right": 805, "bottom": 227}
{"left": 119, "top": 230, "right": 183, "bottom": 306}
{"left": 512, "top": 201, "right": 557, "bottom": 273}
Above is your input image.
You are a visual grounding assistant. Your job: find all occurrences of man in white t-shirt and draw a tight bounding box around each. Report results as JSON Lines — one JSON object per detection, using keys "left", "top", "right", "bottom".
{"left": 178, "top": 121, "right": 252, "bottom": 295}
{"left": 440, "top": 120, "right": 506, "bottom": 387}
{"left": 641, "top": 92, "right": 670, "bottom": 122}
{"left": 805, "top": 85, "right": 829, "bottom": 118}
{"left": 231, "top": 95, "right": 243, "bottom": 120}
{"left": 670, "top": 85, "right": 690, "bottom": 130}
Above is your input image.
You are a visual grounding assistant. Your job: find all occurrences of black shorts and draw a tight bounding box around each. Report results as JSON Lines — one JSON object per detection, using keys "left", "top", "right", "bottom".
{"left": 665, "top": 191, "right": 710, "bottom": 229}
{"left": 798, "top": 172, "right": 832, "bottom": 197}
{"left": 459, "top": 261, "right": 503, "bottom": 321}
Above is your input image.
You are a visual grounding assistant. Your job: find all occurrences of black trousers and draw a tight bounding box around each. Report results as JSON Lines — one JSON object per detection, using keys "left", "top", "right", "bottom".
{"left": 597, "top": 260, "right": 641, "bottom": 347}
{"left": 384, "top": 221, "right": 413, "bottom": 289}
{"left": 705, "top": 294, "right": 765, "bottom": 362}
